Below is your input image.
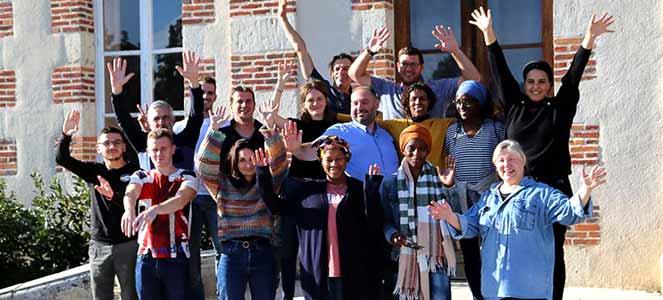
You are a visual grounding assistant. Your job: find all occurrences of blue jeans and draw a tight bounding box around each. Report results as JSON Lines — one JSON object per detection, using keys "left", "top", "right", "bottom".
{"left": 217, "top": 239, "right": 275, "bottom": 300}
{"left": 135, "top": 254, "right": 190, "bottom": 300}
{"left": 430, "top": 270, "right": 451, "bottom": 300}
{"left": 189, "top": 194, "right": 222, "bottom": 299}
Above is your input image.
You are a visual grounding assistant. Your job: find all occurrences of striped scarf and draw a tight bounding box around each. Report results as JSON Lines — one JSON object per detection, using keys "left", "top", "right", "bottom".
{"left": 394, "top": 160, "right": 456, "bottom": 300}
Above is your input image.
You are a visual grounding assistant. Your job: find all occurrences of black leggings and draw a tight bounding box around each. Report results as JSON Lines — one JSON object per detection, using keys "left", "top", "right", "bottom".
{"left": 534, "top": 175, "right": 573, "bottom": 300}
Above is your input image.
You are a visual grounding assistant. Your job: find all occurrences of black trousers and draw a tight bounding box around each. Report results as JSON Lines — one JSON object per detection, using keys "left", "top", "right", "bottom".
{"left": 534, "top": 175, "right": 573, "bottom": 300}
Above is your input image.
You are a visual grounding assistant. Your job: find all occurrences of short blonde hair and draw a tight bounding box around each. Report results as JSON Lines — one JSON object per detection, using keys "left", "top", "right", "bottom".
{"left": 492, "top": 140, "right": 527, "bottom": 164}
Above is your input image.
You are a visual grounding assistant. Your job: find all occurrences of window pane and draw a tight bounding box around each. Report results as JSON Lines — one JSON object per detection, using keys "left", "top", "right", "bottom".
{"left": 487, "top": 0, "right": 542, "bottom": 45}
{"left": 422, "top": 53, "right": 460, "bottom": 81}
{"left": 153, "top": 0, "right": 182, "bottom": 49}
{"left": 153, "top": 53, "right": 184, "bottom": 111}
{"left": 103, "top": 0, "right": 140, "bottom": 51}
{"left": 502, "top": 47, "right": 543, "bottom": 84}
{"left": 104, "top": 55, "right": 141, "bottom": 114}
{"left": 410, "top": 0, "right": 461, "bottom": 50}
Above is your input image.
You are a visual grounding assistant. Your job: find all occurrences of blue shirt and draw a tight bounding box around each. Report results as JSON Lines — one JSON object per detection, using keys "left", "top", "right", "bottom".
{"left": 371, "top": 76, "right": 459, "bottom": 120}
{"left": 448, "top": 177, "right": 592, "bottom": 300}
{"left": 323, "top": 122, "right": 399, "bottom": 182}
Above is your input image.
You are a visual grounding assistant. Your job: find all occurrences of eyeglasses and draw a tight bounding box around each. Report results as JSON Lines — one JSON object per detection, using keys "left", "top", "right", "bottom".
{"left": 98, "top": 140, "right": 124, "bottom": 147}
{"left": 404, "top": 237, "right": 424, "bottom": 250}
{"left": 399, "top": 62, "right": 420, "bottom": 68}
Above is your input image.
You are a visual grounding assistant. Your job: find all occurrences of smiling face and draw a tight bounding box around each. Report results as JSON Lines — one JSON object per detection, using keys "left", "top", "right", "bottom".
{"left": 350, "top": 88, "right": 379, "bottom": 126}
{"left": 231, "top": 90, "right": 255, "bottom": 121}
{"left": 455, "top": 95, "right": 481, "bottom": 120}
{"left": 201, "top": 82, "right": 217, "bottom": 112}
{"left": 524, "top": 69, "right": 552, "bottom": 102}
{"left": 331, "top": 58, "right": 352, "bottom": 88}
{"left": 408, "top": 88, "right": 430, "bottom": 119}
{"left": 402, "top": 138, "right": 429, "bottom": 173}
{"left": 96, "top": 132, "right": 126, "bottom": 161}
{"left": 397, "top": 54, "right": 423, "bottom": 86}
{"left": 320, "top": 148, "right": 347, "bottom": 182}
{"left": 303, "top": 88, "right": 327, "bottom": 120}
{"left": 493, "top": 149, "right": 526, "bottom": 186}
{"left": 236, "top": 148, "right": 256, "bottom": 179}
{"left": 147, "top": 136, "right": 176, "bottom": 169}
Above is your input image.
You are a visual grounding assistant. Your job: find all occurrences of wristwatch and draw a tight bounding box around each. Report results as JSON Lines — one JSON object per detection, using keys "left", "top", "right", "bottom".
{"left": 367, "top": 48, "right": 377, "bottom": 57}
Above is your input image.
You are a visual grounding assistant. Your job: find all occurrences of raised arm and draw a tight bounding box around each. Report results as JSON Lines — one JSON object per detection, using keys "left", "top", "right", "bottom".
{"left": 195, "top": 106, "right": 231, "bottom": 199}
{"left": 132, "top": 177, "right": 198, "bottom": 234}
{"left": 432, "top": 26, "right": 480, "bottom": 82}
{"left": 349, "top": 27, "right": 390, "bottom": 86}
{"left": 546, "top": 165, "right": 606, "bottom": 225}
{"left": 277, "top": 0, "right": 314, "bottom": 80}
{"left": 55, "top": 110, "right": 99, "bottom": 183}
{"left": 259, "top": 61, "right": 296, "bottom": 129}
{"left": 558, "top": 13, "right": 615, "bottom": 101}
{"left": 265, "top": 121, "right": 299, "bottom": 192}
{"left": 174, "top": 50, "right": 205, "bottom": 147}
{"left": 108, "top": 57, "right": 147, "bottom": 152}
{"left": 470, "top": 7, "right": 521, "bottom": 109}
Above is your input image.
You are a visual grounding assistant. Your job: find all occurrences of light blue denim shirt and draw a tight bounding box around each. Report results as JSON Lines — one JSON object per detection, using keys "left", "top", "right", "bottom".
{"left": 323, "top": 121, "right": 399, "bottom": 182}
{"left": 448, "top": 177, "right": 593, "bottom": 300}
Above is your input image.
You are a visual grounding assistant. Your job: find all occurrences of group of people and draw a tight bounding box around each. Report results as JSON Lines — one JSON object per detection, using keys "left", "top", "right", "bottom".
{"left": 55, "top": 2, "right": 614, "bottom": 300}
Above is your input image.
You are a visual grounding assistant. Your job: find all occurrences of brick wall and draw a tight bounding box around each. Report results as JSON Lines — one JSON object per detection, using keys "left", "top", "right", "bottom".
{"left": 182, "top": 0, "right": 215, "bottom": 25}
{"left": 0, "top": 139, "right": 17, "bottom": 176}
{"left": 0, "top": 1, "right": 13, "bottom": 38}
{"left": 55, "top": 136, "right": 97, "bottom": 173}
{"left": 553, "top": 36, "right": 597, "bottom": 82}
{"left": 229, "top": 0, "right": 295, "bottom": 17}
{"left": 51, "top": 0, "right": 94, "bottom": 34}
{"left": 570, "top": 123, "right": 600, "bottom": 165}
{"left": 52, "top": 66, "right": 95, "bottom": 104}
{"left": 230, "top": 52, "right": 297, "bottom": 92}
{"left": 565, "top": 206, "right": 601, "bottom": 246}
{"left": 351, "top": 0, "right": 394, "bottom": 10}
{"left": 0, "top": 69, "right": 16, "bottom": 108}
{"left": 367, "top": 49, "right": 396, "bottom": 82}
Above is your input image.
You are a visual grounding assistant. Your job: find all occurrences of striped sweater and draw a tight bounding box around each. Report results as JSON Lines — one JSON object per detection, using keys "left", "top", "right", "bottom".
{"left": 195, "top": 128, "right": 288, "bottom": 241}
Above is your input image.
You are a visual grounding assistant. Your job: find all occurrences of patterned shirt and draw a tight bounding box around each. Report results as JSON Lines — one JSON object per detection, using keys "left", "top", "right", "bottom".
{"left": 444, "top": 119, "right": 505, "bottom": 184}
{"left": 130, "top": 169, "right": 199, "bottom": 258}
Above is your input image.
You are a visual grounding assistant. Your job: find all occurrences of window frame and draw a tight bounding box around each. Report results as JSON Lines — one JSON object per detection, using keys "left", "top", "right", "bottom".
{"left": 94, "top": 0, "right": 184, "bottom": 132}
{"left": 394, "top": 0, "right": 553, "bottom": 84}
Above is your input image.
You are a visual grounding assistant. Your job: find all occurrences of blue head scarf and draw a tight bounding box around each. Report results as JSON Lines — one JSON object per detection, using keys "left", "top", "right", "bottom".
{"left": 455, "top": 80, "right": 489, "bottom": 107}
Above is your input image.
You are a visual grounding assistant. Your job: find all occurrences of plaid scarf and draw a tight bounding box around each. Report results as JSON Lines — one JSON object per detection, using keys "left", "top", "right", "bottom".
{"left": 394, "top": 160, "right": 456, "bottom": 300}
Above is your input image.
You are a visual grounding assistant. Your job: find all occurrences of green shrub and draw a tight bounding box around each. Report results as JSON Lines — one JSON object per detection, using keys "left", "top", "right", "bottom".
{"left": 0, "top": 172, "right": 91, "bottom": 288}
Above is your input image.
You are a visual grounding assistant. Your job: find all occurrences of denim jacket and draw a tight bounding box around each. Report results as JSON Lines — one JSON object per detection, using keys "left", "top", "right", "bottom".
{"left": 448, "top": 177, "right": 592, "bottom": 300}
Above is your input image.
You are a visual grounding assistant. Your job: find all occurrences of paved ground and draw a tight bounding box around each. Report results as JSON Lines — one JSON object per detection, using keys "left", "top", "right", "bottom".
{"left": 204, "top": 281, "right": 663, "bottom": 299}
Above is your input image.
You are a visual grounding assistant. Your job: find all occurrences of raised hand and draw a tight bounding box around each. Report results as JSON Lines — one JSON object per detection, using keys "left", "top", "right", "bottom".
{"left": 587, "top": 13, "right": 615, "bottom": 38}
{"left": 121, "top": 209, "right": 136, "bottom": 237}
{"left": 209, "top": 105, "right": 230, "bottom": 131}
{"left": 95, "top": 176, "right": 114, "bottom": 201}
{"left": 368, "top": 163, "right": 381, "bottom": 176}
{"left": 277, "top": 60, "right": 297, "bottom": 89}
{"left": 427, "top": 200, "right": 455, "bottom": 221}
{"left": 62, "top": 110, "right": 80, "bottom": 136}
{"left": 432, "top": 26, "right": 460, "bottom": 53}
{"left": 580, "top": 165, "right": 607, "bottom": 191}
{"left": 368, "top": 27, "right": 391, "bottom": 54}
{"left": 132, "top": 207, "right": 157, "bottom": 235}
{"left": 258, "top": 99, "right": 280, "bottom": 127}
{"left": 437, "top": 156, "right": 456, "bottom": 187}
{"left": 469, "top": 7, "right": 492, "bottom": 33}
{"left": 175, "top": 50, "right": 202, "bottom": 88}
{"left": 282, "top": 120, "right": 302, "bottom": 153}
{"left": 107, "top": 57, "right": 135, "bottom": 95}
{"left": 252, "top": 148, "right": 269, "bottom": 168}
{"left": 136, "top": 104, "right": 150, "bottom": 133}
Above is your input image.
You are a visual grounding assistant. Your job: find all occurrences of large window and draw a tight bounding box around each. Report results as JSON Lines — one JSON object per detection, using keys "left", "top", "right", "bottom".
{"left": 94, "top": 0, "right": 184, "bottom": 128}
{"left": 395, "top": 0, "right": 552, "bottom": 83}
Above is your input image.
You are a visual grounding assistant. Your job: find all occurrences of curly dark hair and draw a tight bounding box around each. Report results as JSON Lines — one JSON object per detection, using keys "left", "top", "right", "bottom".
{"left": 401, "top": 83, "right": 437, "bottom": 120}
